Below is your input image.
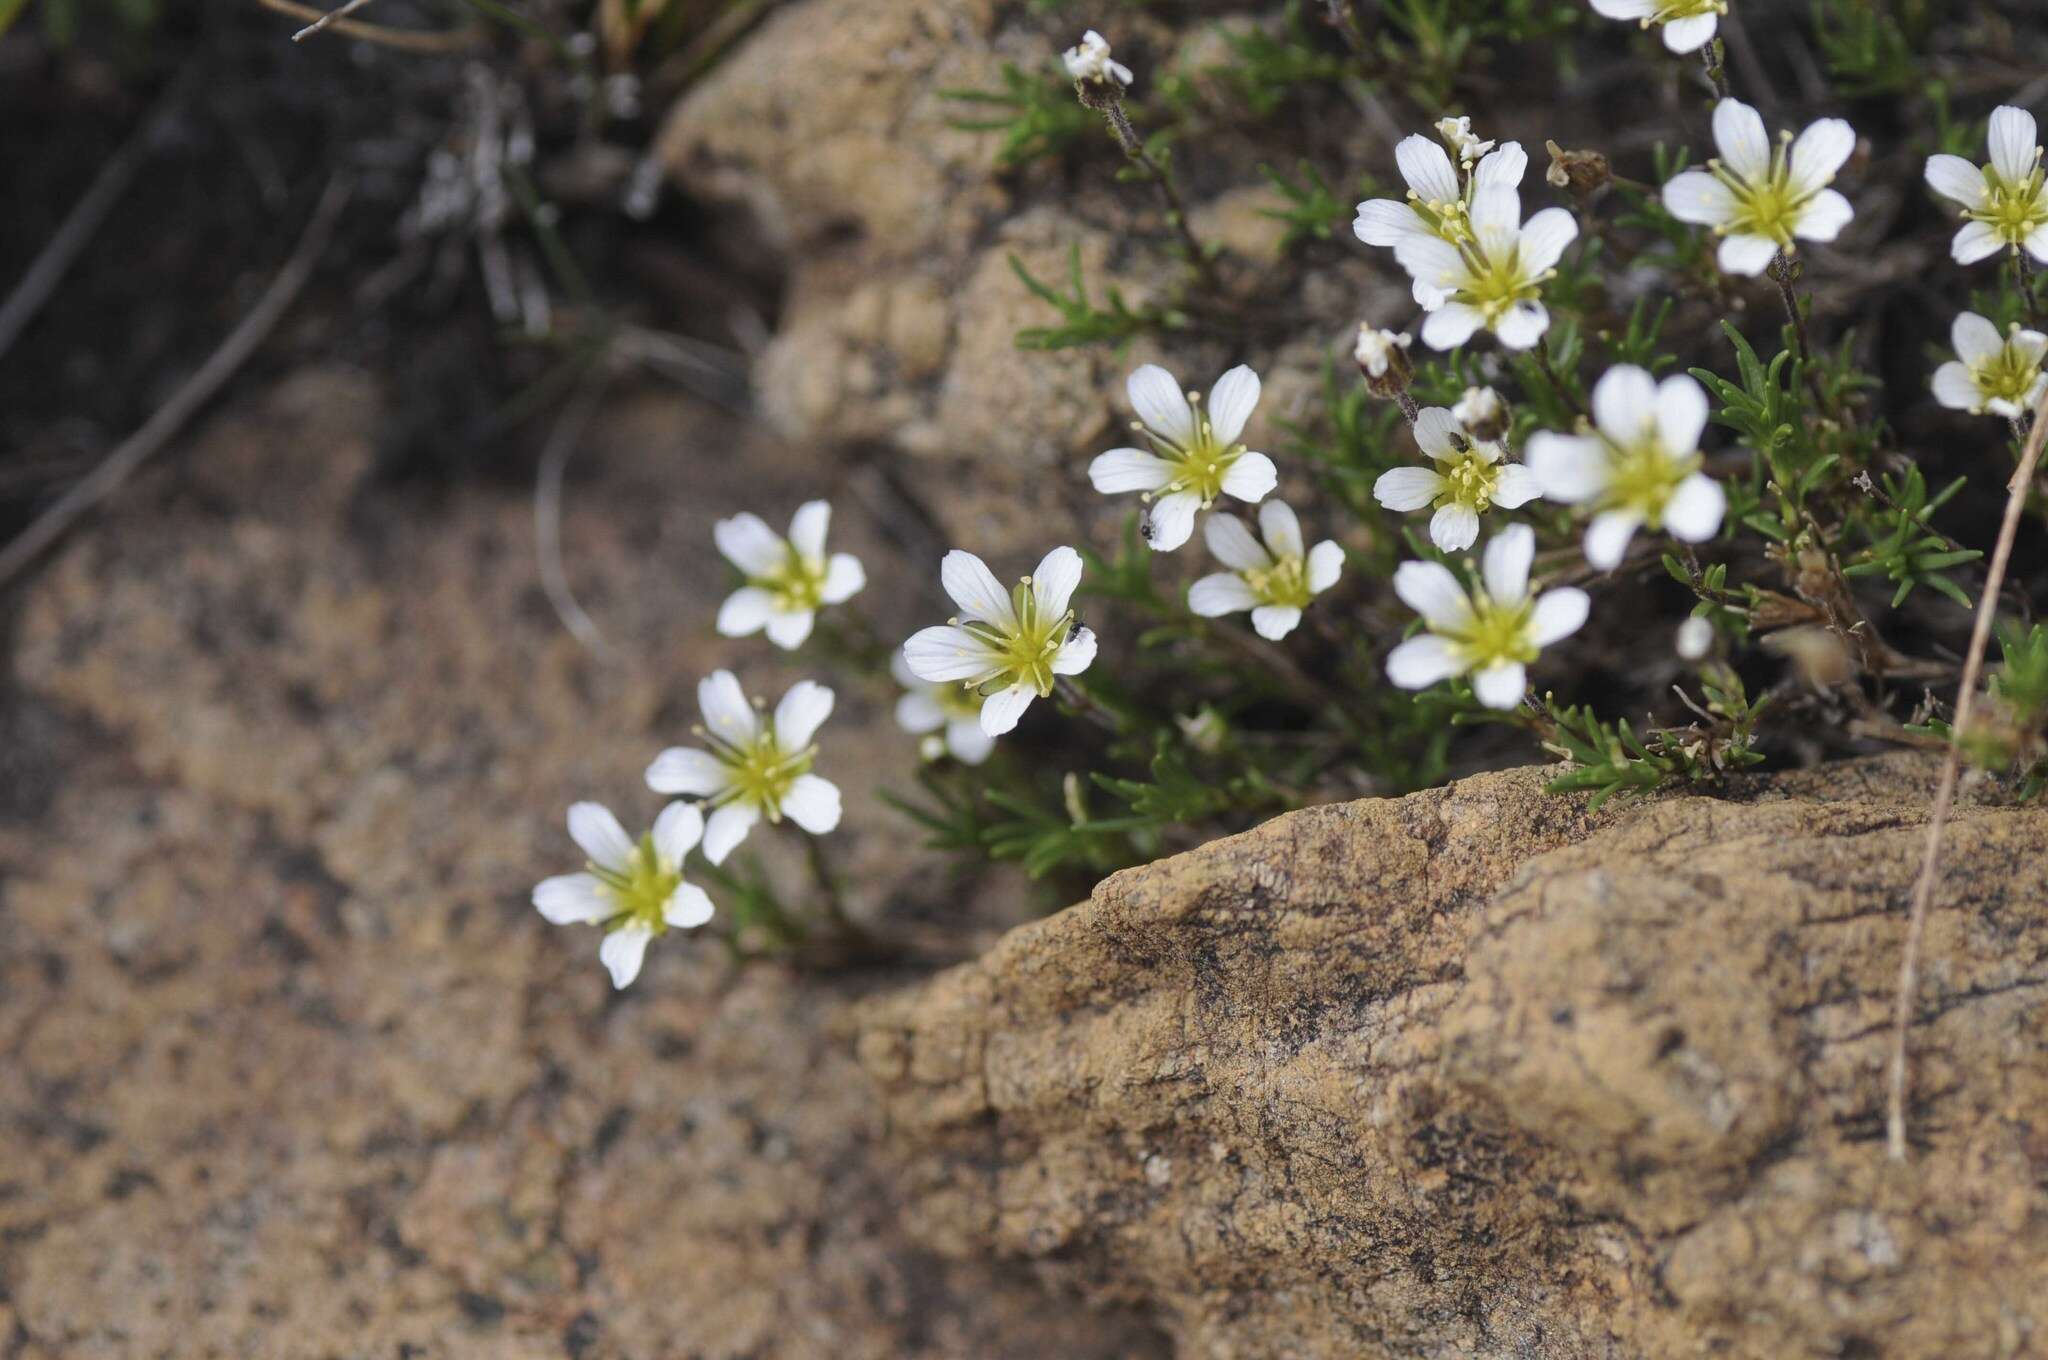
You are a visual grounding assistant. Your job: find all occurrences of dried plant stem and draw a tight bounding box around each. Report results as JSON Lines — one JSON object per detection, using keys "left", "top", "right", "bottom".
{"left": 1887, "top": 386, "right": 2048, "bottom": 1161}
{"left": 1093, "top": 99, "right": 1225, "bottom": 295}
{"left": 290, "top": 0, "right": 376, "bottom": 40}
{"left": 1769, "top": 252, "right": 1811, "bottom": 366}
{"left": 1393, "top": 390, "right": 1421, "bottom": 425}
{"left": 533, "top": 364, "right": 615, "bottom": 657}
{"left": 258, "top": 0, "right": 482, "bottom": 51}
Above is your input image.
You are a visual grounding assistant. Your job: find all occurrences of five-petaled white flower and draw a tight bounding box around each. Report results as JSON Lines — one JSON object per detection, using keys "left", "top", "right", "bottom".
{"left": 1587, "top": 0, "right": 1727, "bottom": 54}
{"left": 1393, "top": 186, "right": 1579, "bottom": 350}
{"left": 1385, "top": 523, "right": 1589, "bottom": 709}
{"left": 1354, "top": 133, "right": 1530, "bottom": 309}
{"left": 902, "top": 547, "right": 1099, "bottom": 737}
{"left": 1187, "top": 501, "right": 1344, "bottom": 641}
{"left": 1063, "top": 29, "right": 1132, "bottom": 87}
{"left": 1924, "top": 105, "right": 2048, "bottom": 265}
{"left": 1526, "top": 366, "right": 1725, "bottom": 570}
{"left": 1374, "top": 406, "right": 1543, "bottom": 553}
{"left": 1661, "top": 98, "right": 1855, "bottom": 277}
{"left": 644, "top": 671, "right": 842, "bottom": 864}
{"left": 714, "top": 501, "right": 865, "bottom": 650}
{"left": 1089, "top": 364, "right": 1278, "bottom": 551}
{"left": 1932, "top": 311, "right": 2048, "bottom": 419}
{"left": 891, "top": 649, "right": 995, "bottom": 766}
{"left": 532, "top": 801, "right": 716, "bottom": 989}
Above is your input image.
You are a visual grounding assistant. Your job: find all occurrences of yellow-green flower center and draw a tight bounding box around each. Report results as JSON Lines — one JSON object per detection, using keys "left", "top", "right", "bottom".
{"left": 1406, "top": 193, "right": 1474, "bottom": 247}
{"left": 1653, "top": 0, "right": 1725, "bottom": 19}
{"left": 1968, "top": 164, "right": 2048, "bottom": 247}
{"left": 958, "top": 577, "right": 1076, "bottom": 698}
{"left": 1970, "top": 338, "right": 2045, "bottom": 408}
{"left": 1438, "top": 448, "right": 1502, "bottom": 510}
{"left": 705, "top": 730, "right": 814, "bottom": 819}
{"left": 1144, "top": 407, "right": 1246, "bottom": 506}
{"left": 750, "top": 546, "right": 830, "bottom": 613}
{"left": 1455, "top": 240, "right": 1545, "bottom": 322}
{"left": 1244, "top": 553, "right": 1311, "bottom": 609}
{"left": 589, "top": 834, "right": 682, "bottom": 934}
{"left": 1444, "top": 594, "right": 1537, "bottom": 670}
{"left": 1603, "top": 434, "right": 1699, "bottom": 526}
{"left": 1708, "top": 136, "right": 1819, "bottom": 248}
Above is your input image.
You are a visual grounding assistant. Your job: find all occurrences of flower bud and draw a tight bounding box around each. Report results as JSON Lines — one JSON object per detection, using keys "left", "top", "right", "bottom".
{"left": 1435, "top": 115, "right": 1495, "bottom": 168}
{"left": 1676, "top": 615, "right": 1714, "bottom": 662}
{"left": 1544, "top": 140, "right": 1612, "bottom": 196}
{"left": 1452, "top": 385, "right": 1510, "bottom": 443}
{"left": 1354, "top": 324, "right": 1413, "bottom": 399}
{"left": 1064, "top": 30, "right": 1133, "bottom": 102}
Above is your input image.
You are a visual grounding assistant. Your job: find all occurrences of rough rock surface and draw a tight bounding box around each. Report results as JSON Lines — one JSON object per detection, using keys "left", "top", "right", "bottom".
{"left": 860, "top": 757, "right": 2048, "bottom": 1358}
{"left": 0, "top": 370, "right": 1168, "bottom": 1359}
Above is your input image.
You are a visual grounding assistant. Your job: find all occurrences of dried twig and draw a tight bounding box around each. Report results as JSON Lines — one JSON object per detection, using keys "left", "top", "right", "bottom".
{"left": 0, "top": 177, "right": 351, "bottom": 589}
{"left": 290, "top": 0, "right": 375, "bottom": 40}
{"left": 533, "top": 366, "right": 615, "bottom": 657}
{"left": 1887, "top": 387, "right": 2048, "bottom": 1161}
{"left": 257, "top": 0, "right": 482, "bottom": 51}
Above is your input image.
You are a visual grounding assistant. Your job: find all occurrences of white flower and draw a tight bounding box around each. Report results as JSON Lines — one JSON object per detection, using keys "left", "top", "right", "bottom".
{"left": 902, "top": 547, "right": 1098, "bottom": 737}
{"left": 1931, "top": 311, "right": 2048, "bottom": 419}
{"left": 1353, "top": 134, "right": 1530, "bottom": 308}
{"left": 1089, "top": 364, "right": 1278, "bottom": 551}
{"left": 1354, "top": 324, "right": 1412, "bottom": 377}
{"left": 1375, "top": 406, "right": 1544, "bottom": 553}
{"left": 644, "top": 671, "right": 842, "bottom": 865}
{"left": 1525, "top": 366, "right": 1726, "bottom": 570}
{"left": 714, "top": 501, "right": 865, "bottom": 650}
{"left": 1187, "top": 501, "right": 1344, "bottom": 641}
{"left": 891, "top": 649, "right": 994, "bottom": 766}
{"left": 1392, "top": 186, "right": 1579, "bottom": 350}
{"left": 1587, "top": 0, "right": 1727, "bottom": 54}
{"left": 1063, "top": 29, "right": 1132, "bottom": 87}
{"left": 1661, "top": 98, "right": 1855, "bottom": 276}
{"left": 1924, "top": 105, "right": 2048, "bottom": 264}
{"left": 1676, "top": 615, "right": 1715, "bottom": 661}
{"left": 1436, "top": 115, "right": 1496, "bottom": 167}
{"left": 1384, "top": 523, "right": 1589, "bottom": 710}
{"left": 532, "top": 801, "right": 716, "bottom": 989}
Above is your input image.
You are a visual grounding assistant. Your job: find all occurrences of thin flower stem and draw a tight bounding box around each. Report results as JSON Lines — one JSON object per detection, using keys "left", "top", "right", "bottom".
{"left": 1094, "top": 99, "right": 1225, "bottom": 295}
{"left": 1768, "top": 252, "right": 1811, "bottom": 368}
{"left": 802, "top": 834, "right": 870, "bottom": 947}
{"left": 1887, "top": 383, "right": 2048, "bottom": 1162}
{"left": 1533, "top": 347, "right": 1589, "bottom": 421}
{"left": 1056, "top": 676, "right": 1127, "bottom": 735}
{"left": 1393, "top": 391, "right": 1421, "bottom": 425}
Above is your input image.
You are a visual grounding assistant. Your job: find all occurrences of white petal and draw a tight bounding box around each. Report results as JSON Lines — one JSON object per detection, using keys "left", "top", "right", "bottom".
{"left": 1376, "top": 466, "right": 1447, "bottom": 512}
{"left": 2027, "top": 222, "right": 2048, "bottom": 264}
{"left": 534, "top": 873, "right": 613, "bottom": 925}
{"left": 1257, "top": 499, "right": 1305, "bottom": 561}
{"left": 1988, "top": 105, "right": 2040, "bottom": 185}
{"left": 945, "top": 717, "right": 995, "bottom": 765}
{"left": 787, "top": 500, "right": 831, "bottom": 559}
{"left": 1251, "top": 606, "right": 1302, "bottom": 641}
{"left": 1524, "top": 432, "right": 1610, "bottom": 503}
{"left": 651, "top": 800, "right": 704, "bottom": 865}
{"left": 1144, "top": 492, "right": 1201, "bottom": 551}
{"left": 1491, "top": 464, "right": 1544, "bottom": 509}
{"left": 941, "top": 549, "right": 1019, "bottom": 628}
{"left": 1090, "top": 448, "right": 1175, "bottom": 494}
{"left": 1307, "top": 540, "right": 1345, "bottom": 593}
{"left": 1412, "top": 406, "right": 1462, "bottom": 460}
{"left": 1468, "top": 185, "right": 1521, "bottom": 248}
{"left": 1353, "top": 198, "right": 1425, "bottom": 247}
{"left": 2014, "top": 328, "right": 2048, "bottom": 365}
{"left": 1517, "top": 208, "right": 1579, "bottom": 275}
{"left": 1792, "top": 189, "right": 1854, "bottom": 244}
{"left": 663, "top": 882, "right": 716, "bottom": 930}
{"left": 1051, "top": 626, "right": 1097, "bottom": 675}
{"left": 1529, "top": 588, "right": 1590, "bottom": 647}
{"left": 713, "top": 512, "right": 786, "bottom": 576}
{"left": 716, "top": 586, "right": 776, "bottom": 638}
{"left": 781, "top": 774, "right": 841, "bottom": 834}
{"left": 600, "top": 924, "right": 653, "bottom": 990}
{"left": 1204, "top": 514, "right": 1272, "bottom": 571}
{"left": 1030, "top": 545, "right": 1084, "bottom": 620}
{"left": 763, "top": 608, "right": 815, "bottom": 650}
{"left": 1662, "top": 169, "right": 1736, "bottom": 225}
{"left": 1952, "top": 311, "right": 2005, "bottom": 365}
{"left": 1660, "top": 11, "right": 1717, "bottom": 52}
{"left": 1127, "top": 363, "right": 1196, "bottom": 445}
{"left": 895, "top": 690, "right": 947, "bottom": 734}
{"left": 1394, "top": 235, "right": 1468, "bottom": 298}
{"left": 1218, "top": 451, "right": 1278, "bottom": 503}
{"left": 1188, "top": 574, "right": 1259, "bottom": 616}
{"left": 702, "top": 802, "right": 759, "bottom": 865}
{"left": 1386, "top": 634, "right": 1464, "bottom": 689}
{"left": 1788, "top": 119, "right": 1856, "bottom": 196}
{"left": 1592, "top": 365, "right": 1658, "bottom": 444}
{"left": 903, "top": 625, "right": 997, "bottom": 682}
{"left": 1206, "top": 365, "right": 1261, "bottom": 446}
{"left": 1481, "top": 522, "right": 1535, "bottom": 604}
{"left": 646, "top": 746, "right": 729, "bottom": 797}
{"left": 1924, "top": 154, "right": 1989, "bottom": 210}
{"left": 568, "top": 802, "right": 635, "bottom": 874}
{"left": 1472, "top": 661, "right": 1528, "bottom": 711}
{"left": 1421, "top": 302, "right": 1486, "bottom": 351}
{"left": 1589, "top": 0, "right": 1658, "bottom": 16}
{"left": 1713, "top": 98, "right": 1772, "bottom": 183}
{"left": 1491, "top": 300, "right": 1550, "bottom": 351}
{"left": 1585, "top": 510, "right": 1643, "bottom": 570}
{"left": 1394, "top": 560, "right": 1473, "bottom": 629}
{"left": 1663, "top": 473, "right": 1726, "bottom": 543}
{"left": 1395, "top": 132, "right": 1461, "bottom": 203}
{"left": 698, "top": 670, "right": 759, "bottom": 746}
{"left": 1430, "top": 502, "right": 1481, "bottom": 554}
{"left": 774, "top": 679, "right": 835, "bottom": 749}
{"left": 820, "top": 554, "right": 866, "bottom": 604}
{"left": 1472, "top": 141, "right": 1527, "bottom": 191}
{"left": 1412, "top": 275, "right": 1447, "bottom": 310}
{"left": 979, "top": 683, "right": 1036, "bottom": 737}
{"left": 1717, "top": 233, "right": 1780, "bottom": 276}
{"left": 1655, "top": 373, "right": 1710, "bottom": 455}
{"left": 1952, "top": 220, "right": 2004, "bottom": 265}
